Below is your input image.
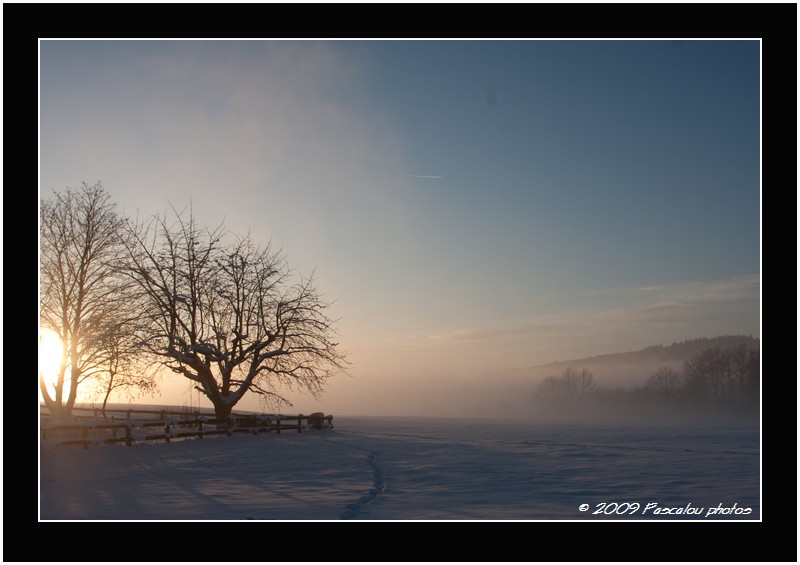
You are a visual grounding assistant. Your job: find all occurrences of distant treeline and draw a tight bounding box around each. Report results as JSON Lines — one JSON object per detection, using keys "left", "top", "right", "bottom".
{"left": 534, "top": 342, "right": 760, "bottom": 418}
{"left": 643, "top": 335, "right": 760, "bottom": 362}
{"left": 538, "top": 334, "right": 759, "bottom": 369}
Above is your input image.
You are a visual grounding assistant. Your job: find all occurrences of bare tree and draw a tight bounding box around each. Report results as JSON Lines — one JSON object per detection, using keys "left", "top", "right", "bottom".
{"left": 39, "top": 182, "right": 135, "bottom": 420}
{"left": 683, "top": 346, "right": 733, "bottom": 406}
{"left": 563, "top": 367, "right": 595, "bottom": 395}
{"left": 645, "top": 367, "right": 683, "bottom": 400}
{"left": 684, "top": 345, "right": 759, "bottom": 409}
{"left": 535, "top": 367, "right": 595, "bottom": 398}
{"left": 535, "top": 375, "right": 565, "bottom": 399}
{"left": 88, "top": 315, "right": 159, "bottom": 416}
{"left": 122, "top": 205, "right": 348, "bottom": 421}
{"left": 727, "top": 344, "right": 759, "bottom": 409}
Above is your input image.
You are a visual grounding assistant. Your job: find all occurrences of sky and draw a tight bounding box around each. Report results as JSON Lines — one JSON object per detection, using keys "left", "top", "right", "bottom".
{"left": 38, "top": 39, "right": 761, "bottom": 417}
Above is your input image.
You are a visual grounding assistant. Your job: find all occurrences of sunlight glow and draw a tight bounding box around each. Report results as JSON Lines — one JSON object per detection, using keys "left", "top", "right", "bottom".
{"left": 39, "top": 327, "right": 65, "bottom": 397}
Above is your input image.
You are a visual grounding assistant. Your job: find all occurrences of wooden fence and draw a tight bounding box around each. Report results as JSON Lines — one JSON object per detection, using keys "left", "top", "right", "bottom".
{"left": 40, "top": 406, "right": 333, "bottom": 449}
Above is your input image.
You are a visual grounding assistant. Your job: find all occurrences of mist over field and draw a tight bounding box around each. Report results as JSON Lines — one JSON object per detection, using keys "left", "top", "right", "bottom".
{"left": 219, "top": 335, "right": 758, "bottom": 421}
{"left": 100, "top": 335, "right": 759, "bottom": 425}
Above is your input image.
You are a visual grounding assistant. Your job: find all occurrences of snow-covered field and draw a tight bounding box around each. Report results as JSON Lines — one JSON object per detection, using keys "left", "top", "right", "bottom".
{"left": 39, "top": 416, "right": 760, "bottom": 521}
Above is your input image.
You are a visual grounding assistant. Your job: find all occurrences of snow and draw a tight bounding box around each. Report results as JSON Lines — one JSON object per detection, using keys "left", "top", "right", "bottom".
{"left": 39, "top": 416, "right": 760, "bottom": 522}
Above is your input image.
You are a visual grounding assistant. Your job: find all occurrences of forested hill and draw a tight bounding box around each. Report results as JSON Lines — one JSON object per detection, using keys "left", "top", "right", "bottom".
{"left": 453, "top": 335, "right": 760, "bottom": 418}
{"left": 536, "top": 335, "right": 760, "bottom": 371}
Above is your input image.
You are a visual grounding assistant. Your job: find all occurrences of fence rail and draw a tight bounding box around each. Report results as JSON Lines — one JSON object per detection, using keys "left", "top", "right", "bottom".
{"left": 40, "top": 406, "right": 333, "bottom": 448}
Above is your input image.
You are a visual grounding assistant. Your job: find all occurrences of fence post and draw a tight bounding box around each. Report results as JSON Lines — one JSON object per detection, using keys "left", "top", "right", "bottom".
{"left": 277, "top": 419, "right": 281, "bottom": 434}
{"left": 82, "top": 426, "right": 89, "bottom": 449}
{"left": 125, "top": 425, "right": 132, "bottom": 446}
{"left": 198, "top": 420, "right": 204, "bottom": 439}
{"left": 298, "top": 414, "right": 303, "bottom": 433}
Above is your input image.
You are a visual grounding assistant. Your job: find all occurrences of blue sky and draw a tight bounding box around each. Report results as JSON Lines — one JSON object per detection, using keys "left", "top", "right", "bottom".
{"left": 39, "top": 40, "right": 760, "bottom": 416}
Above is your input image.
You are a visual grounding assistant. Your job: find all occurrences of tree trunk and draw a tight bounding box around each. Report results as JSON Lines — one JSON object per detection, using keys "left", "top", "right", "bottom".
{"left": 102, "top": 388, "right": 112, "bottom": 418}
{"left": 41, "top": 377, "right": 72, "bottom": 422}
{"left": 212, "top": 401, "right": 233, "bottom": 426}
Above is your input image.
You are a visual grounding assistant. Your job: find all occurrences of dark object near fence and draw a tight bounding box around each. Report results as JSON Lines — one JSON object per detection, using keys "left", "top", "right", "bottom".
{"left": 308, "top": 412, "right": 325, "bottom": 430}
{"left": 40, "top": 406, "right": 334, "bottom": 448}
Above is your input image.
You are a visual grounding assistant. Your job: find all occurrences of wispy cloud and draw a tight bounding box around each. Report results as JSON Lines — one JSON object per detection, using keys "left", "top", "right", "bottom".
{"left": 403, "top": 174, "right": 442, "bottom": 179}
{"left": 582, "top": 274, "right": 759, "bottom": 303}
{"left": 418, "top": 275, "right": 759, "bottom": 346}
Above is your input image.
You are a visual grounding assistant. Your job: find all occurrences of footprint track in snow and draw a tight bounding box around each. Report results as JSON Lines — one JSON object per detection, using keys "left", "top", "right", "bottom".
{"left": 339, "top": 452, "right": 384, "bottom": 519}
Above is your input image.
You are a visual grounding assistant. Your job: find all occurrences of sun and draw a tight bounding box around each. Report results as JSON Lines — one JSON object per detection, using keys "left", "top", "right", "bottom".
{"left": 39, "top": 327, "right": 66, "bottom": 397}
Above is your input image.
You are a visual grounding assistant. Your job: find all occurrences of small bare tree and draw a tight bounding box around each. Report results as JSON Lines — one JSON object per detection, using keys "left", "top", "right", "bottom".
{"left": 645, "top": 367, "right": 683, "bottom": 400}
{"left": 39, "top": 182, "right": 136, "bottom": 420}
{"left": 535, "top": 367, "right": 595, "bottom": 398}
{"left": 89, "top": 316, "right": 159, "bottom": 415}
{"left": 563, "top": 367, "right": 595, "bottom": 396}
{"left": 122, "top": 205, "right": 347, "bottom": 421}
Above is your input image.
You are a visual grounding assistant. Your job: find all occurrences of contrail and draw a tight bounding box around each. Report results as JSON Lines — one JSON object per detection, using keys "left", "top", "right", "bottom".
{"left": 403, "top": 174, "right": 442, "bottom": 179}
